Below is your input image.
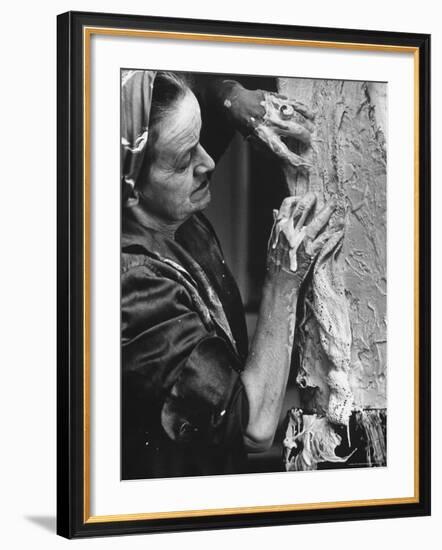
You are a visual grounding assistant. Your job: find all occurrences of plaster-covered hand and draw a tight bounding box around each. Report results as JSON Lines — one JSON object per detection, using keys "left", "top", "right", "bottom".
{"left": 266, "top": 192, "right": 341, "bottom": 289}
{"left": 222, "top": 81, "right": 315, "bottom": 168}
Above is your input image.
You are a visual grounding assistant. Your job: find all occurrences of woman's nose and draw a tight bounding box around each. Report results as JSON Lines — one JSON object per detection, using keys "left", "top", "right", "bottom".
{"left": 194, "top": 144, "right": 215, "bottom": 174}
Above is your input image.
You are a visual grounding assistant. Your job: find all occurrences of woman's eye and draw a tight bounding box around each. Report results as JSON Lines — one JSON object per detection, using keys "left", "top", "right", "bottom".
{"left": 176, "top": 152, "right": 193, "bottom": 172}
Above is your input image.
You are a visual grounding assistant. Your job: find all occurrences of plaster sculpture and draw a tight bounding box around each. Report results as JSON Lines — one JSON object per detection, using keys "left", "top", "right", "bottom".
{"left": 261, "top": 78, "right": 387, "bottom": 470}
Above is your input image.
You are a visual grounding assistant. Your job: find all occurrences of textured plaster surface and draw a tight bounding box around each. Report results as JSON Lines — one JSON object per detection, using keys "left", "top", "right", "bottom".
{"left": 278, "top": 78, "right": 387, "bottom": 412}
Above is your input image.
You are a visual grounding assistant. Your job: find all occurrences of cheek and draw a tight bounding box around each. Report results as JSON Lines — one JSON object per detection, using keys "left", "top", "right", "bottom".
{"left": 163, "top": 173, "right": 191, "bottom": 202}
{"left": 148, "top": 169, "right": 192, "bottom": 211}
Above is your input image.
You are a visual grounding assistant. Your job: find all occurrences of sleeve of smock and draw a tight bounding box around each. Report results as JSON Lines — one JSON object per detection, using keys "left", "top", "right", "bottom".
{"left": 122, "top": 264, "right": 249, "bottom": 447}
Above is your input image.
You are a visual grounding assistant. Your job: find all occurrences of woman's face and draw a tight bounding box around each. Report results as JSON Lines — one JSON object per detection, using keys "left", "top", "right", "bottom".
{"left": 139, "top": 90, "right": 215, "bottom": 225}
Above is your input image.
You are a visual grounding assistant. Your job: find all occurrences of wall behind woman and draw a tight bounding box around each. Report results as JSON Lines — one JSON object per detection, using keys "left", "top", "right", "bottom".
{"left": 0, "top": 1, "right": 439, "bottom": 549}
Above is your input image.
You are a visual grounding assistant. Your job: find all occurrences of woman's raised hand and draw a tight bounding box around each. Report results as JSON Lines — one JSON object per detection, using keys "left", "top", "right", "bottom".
{"left": 224, "top": 85, "right": 315, "bottom": 169}
{"left": 266, "top": 193, "right": 342, "bottom": 289}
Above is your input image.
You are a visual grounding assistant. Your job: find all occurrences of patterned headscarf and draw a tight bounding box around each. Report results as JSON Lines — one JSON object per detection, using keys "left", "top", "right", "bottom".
{"left": 121, "top": 70, "right": 156, "bottom": 204}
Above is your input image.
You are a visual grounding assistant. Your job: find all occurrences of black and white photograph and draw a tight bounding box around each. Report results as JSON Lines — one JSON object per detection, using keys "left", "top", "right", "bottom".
{"left": 121, "top": 69, "right": 387, "bottom": 481}
{"left": 0, "top": 0, "right": 436, "bottom": 545}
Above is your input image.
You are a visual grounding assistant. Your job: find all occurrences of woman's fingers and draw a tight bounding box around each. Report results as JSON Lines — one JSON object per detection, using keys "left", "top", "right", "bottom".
{"left": 267, "top": 110, "right": 313, "bottom": 143}
{"left": 286, "top": 99, "right": 316, "bottom": 121}
{"left": 315, "top": 228, "right": 345, "bottom": 265}
{"left": 254, "top": 126, "right": 312, "bottom": 168}
{"left": 268, "top": 226, "right": 291, "bottom": 267}
{"left": 268, "top": 198, "right": 296, "bottom": 251}
{"left": 270, "top": 135, "right": 312, "bottom": 168}
{"left": 279, "top": 119, "right": 313, "bottom": 145}
{"left": 308, "top": 226, "right": 344, "bottom": 258}
{"left": 270, "top": 93, "right": 316, "bottom": 121}
{"left": 264, "top": 93, "right": 314, "bottom": 143}
{"left": 267, "top": 193, "right": 344, "bottom": 280}
{"left": 252, "top": 92, "right": 314, "bottom": 163}
{"left": 277, "top": 196, "right": 298, "bottom": 220}
{"left": 292, "top": 192, "right": 317, "bottom": 229}
{"left": 305, "top": 198, "right": 337, "bottom": 239}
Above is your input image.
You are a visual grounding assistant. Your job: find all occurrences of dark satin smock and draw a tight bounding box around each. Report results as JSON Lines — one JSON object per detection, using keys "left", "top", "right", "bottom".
{"left": 121, "top": 211, "right": 250, "bottom": 479}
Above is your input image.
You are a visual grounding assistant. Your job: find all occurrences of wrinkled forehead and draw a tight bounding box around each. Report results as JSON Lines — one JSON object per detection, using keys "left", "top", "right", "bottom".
{"left": 153, "top": 91, "right": 202, "bottom": 155}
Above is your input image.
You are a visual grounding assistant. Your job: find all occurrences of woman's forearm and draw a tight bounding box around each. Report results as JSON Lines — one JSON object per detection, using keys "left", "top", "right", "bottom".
{"left": 241, "top": 277, "right": 299, "bottom": 452}
{"left": 239, "top": 188, "right": 338, "bottom": 453}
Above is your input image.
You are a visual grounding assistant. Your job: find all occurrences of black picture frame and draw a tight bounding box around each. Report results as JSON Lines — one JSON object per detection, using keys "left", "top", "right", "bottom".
{"left": 57, "top": 10, "right": 431, "bottom": 539}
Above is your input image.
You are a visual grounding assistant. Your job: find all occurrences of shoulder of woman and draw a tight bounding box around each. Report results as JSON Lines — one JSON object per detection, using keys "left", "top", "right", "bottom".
{"left": 121, "top": 252, "right": 208, "bottom": 321}
{"left": 122, "top": 251, "right": 190, "bottom": 281}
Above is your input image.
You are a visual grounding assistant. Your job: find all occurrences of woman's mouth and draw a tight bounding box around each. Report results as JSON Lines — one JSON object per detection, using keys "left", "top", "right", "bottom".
{"left": 191, "top": 179, "right": 210, "bottom": 200}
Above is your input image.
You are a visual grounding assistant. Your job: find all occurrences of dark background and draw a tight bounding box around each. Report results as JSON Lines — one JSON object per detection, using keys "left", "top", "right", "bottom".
{"left": 203, "top": 78, "right": 301, "bottom": 472}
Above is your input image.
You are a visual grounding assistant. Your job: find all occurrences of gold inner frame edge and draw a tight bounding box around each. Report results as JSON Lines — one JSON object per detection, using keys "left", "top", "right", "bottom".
{"left": 82, "top": 26, "right": 421, "bottom": 524}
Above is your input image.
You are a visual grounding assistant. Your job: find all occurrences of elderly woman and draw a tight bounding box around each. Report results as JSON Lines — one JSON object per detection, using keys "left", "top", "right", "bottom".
{"left": 121, "top": 70, "right": 339, "bottom": 479}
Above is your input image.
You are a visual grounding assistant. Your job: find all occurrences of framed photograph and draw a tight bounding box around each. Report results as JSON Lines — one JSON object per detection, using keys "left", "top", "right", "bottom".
{"left": 57, "top": 11, "right": 431, "bottom": 538}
